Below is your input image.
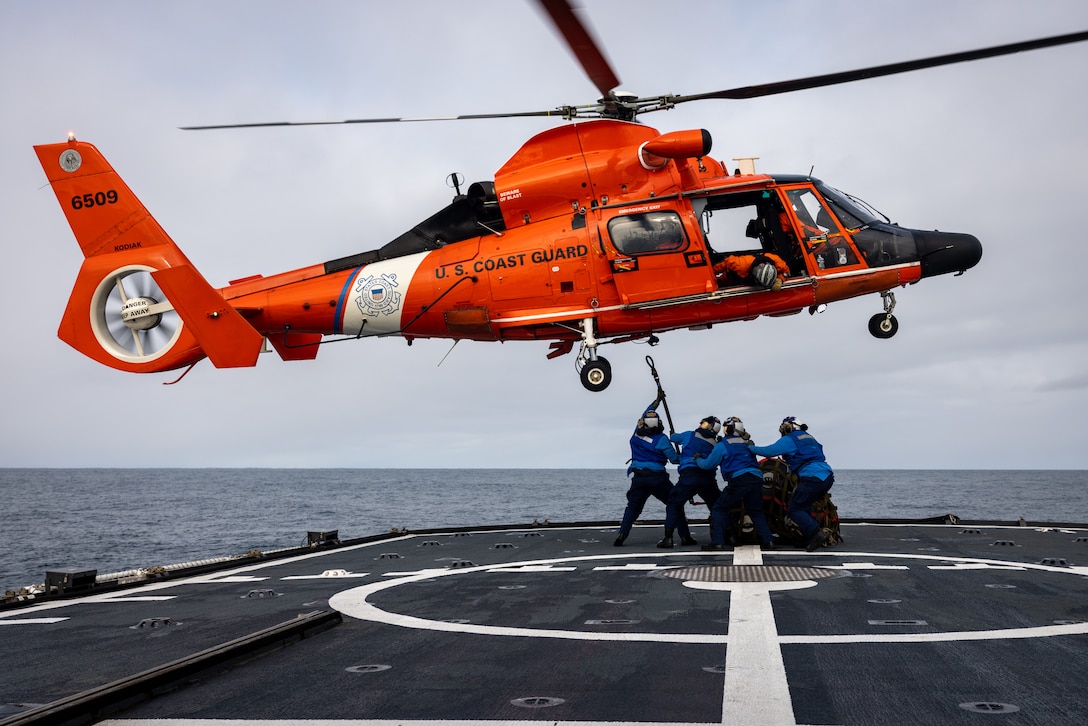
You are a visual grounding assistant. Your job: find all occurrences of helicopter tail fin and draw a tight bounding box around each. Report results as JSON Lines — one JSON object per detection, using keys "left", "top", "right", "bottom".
{"left": 34, "top": 139, "right": 264, "bottom": 373}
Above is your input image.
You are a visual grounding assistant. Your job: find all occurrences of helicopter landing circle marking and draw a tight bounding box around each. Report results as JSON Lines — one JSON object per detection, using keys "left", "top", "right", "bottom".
{"left": 328, "top": 549, "right": 1088, "bottom": 644}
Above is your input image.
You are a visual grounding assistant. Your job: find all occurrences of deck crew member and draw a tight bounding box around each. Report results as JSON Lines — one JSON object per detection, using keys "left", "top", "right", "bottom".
{"left": 750, "top": 417, "right": 835, "bottom": 551}
{"left": 658, "top": 416, "right": 722, "bottom": 549}
{"left": 615, "top": 406, "right": 692, "bottom": 547}
{"left": 695, "top": 417, "right": 775, "bottom": 550}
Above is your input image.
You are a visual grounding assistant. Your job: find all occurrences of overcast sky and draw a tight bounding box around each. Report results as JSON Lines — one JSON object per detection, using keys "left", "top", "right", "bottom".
{"left": 2, "top": 1, "right": 1087, "bottom": 469}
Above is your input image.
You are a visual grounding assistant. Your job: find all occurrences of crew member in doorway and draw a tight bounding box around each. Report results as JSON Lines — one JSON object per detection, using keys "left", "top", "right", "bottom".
{"left": 615, "top": 405, "right": 691, "bottom": 547}
{"left": 659, "top": 416, "right": 722, "bottom": 548}
{"left": 695, "top": 416, "right": 775, "bottom": 551}
{"left": 713, "top": 253, "right": 791, "bottom": 290}
{"left": 750, "top": 417, "right": 835, "bottom": 551}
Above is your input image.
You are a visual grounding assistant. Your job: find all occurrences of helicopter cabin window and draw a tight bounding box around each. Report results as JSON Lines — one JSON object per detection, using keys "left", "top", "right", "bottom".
{"left": 695, "top": 190, "right": 802, "bottom": 288}
{"left": 784, "top": 187, "right": 859, "bottom": 271}
{"left": 607, "top": 211, "right": 687, "bottom": 255}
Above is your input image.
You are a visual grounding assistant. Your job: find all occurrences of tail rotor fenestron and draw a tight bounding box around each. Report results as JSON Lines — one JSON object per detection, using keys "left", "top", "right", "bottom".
{"left": 93, "top": 266, "right": 182, "bottom": 363}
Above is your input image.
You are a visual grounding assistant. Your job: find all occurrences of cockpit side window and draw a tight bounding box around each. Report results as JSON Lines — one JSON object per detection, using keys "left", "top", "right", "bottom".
{"left": 786, "top": 188, "right": 836, "bottom": 240}
{"left": 607, "top": 211, "right": 687, "bottom": 255}
{"left": 824, "top": 197, "right": 865, "bottom": 230}
{"left": 817, "top": 184, "right": 884, "bottom": 229}
{"left": 784, "top": 187, "right": 861, "bottom": 271}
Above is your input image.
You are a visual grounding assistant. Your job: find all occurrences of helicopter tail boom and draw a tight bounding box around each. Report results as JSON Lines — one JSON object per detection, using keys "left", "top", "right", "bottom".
{"left": 35, "top": 139, "right": 264, "bottom": 373}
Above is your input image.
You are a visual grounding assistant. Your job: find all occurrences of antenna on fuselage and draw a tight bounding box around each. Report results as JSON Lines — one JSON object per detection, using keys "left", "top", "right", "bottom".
{"left": 447, "top": 172, "right": 464, "bottom": 197}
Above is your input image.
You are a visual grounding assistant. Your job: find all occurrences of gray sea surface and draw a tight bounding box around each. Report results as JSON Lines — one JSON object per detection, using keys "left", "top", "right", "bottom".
{"left": 2, "top": 468, "right": 1086, "bottom": 591}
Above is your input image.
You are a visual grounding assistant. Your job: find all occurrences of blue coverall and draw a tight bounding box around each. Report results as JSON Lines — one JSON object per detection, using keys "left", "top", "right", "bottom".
{"left": 697, "top": 434, "right": 775, "bottom": 546}
{"left": 619, "top": 417, "right": 690, "bottom": 540}
{"left": 663, "top": 430, "right": 721, "bottom": 535}
{"left": 750, "top": 430, "right": 834, "bottom": 539}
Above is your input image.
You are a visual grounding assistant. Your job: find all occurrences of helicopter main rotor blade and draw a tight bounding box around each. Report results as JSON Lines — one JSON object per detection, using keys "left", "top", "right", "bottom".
{"left": 670, "top": 29, "right": 1088, "bottom": 104}
{"left": 182, "top": 0, "right": 625, "bottom": 131}
{"left": 180, "top": 108, "right": 581, "bottom": 131}
{"left": 536, "top": 0, "right": 621, "bottom": 101}
{"left": 180, "top": 22, "right": 1088, "bottom": 131}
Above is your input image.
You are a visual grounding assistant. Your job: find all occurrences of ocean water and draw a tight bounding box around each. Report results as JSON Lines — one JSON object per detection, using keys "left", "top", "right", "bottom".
{"left": 2, "top": 468, "right": 1086, "bottom": 592}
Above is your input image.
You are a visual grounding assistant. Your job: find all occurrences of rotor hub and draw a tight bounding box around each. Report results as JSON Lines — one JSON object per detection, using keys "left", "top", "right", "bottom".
{"left": 119, "top": 297, "right": 162, "bottom": 331}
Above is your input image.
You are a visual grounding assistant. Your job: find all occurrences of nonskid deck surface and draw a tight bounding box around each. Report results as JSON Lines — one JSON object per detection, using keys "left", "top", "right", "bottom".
{"left": 3, "top": 522, "right": 1088, "bottom": 726}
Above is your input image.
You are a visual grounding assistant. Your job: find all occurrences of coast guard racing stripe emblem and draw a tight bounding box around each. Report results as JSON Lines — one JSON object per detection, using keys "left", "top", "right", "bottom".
{"left": 356, "top": 273, "right": 401, "bottom": 317}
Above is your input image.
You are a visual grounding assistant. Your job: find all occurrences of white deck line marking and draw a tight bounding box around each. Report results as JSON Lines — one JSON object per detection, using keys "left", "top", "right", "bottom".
{"left": 381, "top": 568, "right": 461, "bottom": 577}
{"left": 780, "top": 622, "right": 1088, "bottom": 644}
{"left": 733, "top": 545, "right": 763, "bottom": 566}
{"left": 0, "top": 617, "right": 69, "bottom": 625}
{"left": 704, "top": 546, "right": 796, "bottom": 725}
{"left": 102, "top": 719, "right": 730, "bottom": 725}
{"left": 721, "top": 582, "right": 796, "bottom": 725}
{"left": 727, "top": 545, "right": 795, "bottom": 724}
{"left": 819, "top": 562, "right": 909, "bottom": 570}
{"left": 928, "top": 563, "right": 1025, "bottom": 571}
{"left": 280, "top": 574, "right": 370, "bottom": 580}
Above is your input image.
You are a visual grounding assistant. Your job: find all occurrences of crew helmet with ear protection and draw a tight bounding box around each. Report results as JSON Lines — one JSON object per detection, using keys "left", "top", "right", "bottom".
{"left": 699, "top": 416, "right": 721, "bottom": 435}
{"left": 641, "top": 410, "right": 662, "bottom": 429}
{"left": 779, "top": 416, "right": 806, "bottom": 435}
{"left": 751, "top": 261, "right": 777, "bottom": 289}
{"left": 724, "top": 416, "right": 746, "bottom": 437}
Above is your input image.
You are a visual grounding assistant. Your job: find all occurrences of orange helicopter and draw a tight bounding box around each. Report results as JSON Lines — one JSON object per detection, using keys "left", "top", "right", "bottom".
{"left": 33, "top": 2, "right": 1087, "bottom": 392}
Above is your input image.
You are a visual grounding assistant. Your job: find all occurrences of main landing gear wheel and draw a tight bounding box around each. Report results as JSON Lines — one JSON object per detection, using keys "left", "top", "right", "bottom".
{"left": 868, "top": 313, "right": 898, "bottom": 339}
{"left": 579, "top": 357, "right": 612, "bottom": 392}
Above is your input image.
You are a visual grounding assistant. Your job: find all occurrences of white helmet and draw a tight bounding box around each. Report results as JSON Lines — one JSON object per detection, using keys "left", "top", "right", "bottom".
{"left": 779, "top": 416, "right": 806, "bottom": 435}
{"left": 751, "top": 261, "right": 777, "bottom": 288}
{"left": 724, "top": 416, "right": 746, "bottom": 437}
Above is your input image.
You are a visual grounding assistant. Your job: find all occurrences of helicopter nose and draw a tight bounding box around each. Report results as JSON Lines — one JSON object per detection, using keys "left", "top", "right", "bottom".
{"left": 913, "top": 230, "right": 983, "bottom": 278}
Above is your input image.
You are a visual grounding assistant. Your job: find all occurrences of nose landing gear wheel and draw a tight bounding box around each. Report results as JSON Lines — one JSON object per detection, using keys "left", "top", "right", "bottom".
{"left": 579, "top": 357, "right": 612, "bottom": 392}
{"left": 868, "top": 313, "right": 898, "bottom": 339}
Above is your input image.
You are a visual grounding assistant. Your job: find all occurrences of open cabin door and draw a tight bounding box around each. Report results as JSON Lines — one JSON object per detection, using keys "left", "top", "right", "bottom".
{"left": 600, "top": 204, "right": 714, "bottom": 305}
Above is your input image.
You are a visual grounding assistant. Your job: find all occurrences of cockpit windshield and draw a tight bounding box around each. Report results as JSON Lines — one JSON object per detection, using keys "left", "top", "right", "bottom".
{"left": 816, "top": 184, "right": 886, "bottom": 229}
{"left": 812, "top": 183, "right": 918, "bottom": 269}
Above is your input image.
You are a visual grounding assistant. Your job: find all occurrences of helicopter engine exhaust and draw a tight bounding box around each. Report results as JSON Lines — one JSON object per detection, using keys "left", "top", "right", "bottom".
{"left": 638, "top": 129, "right": 712, "bottom": 170}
